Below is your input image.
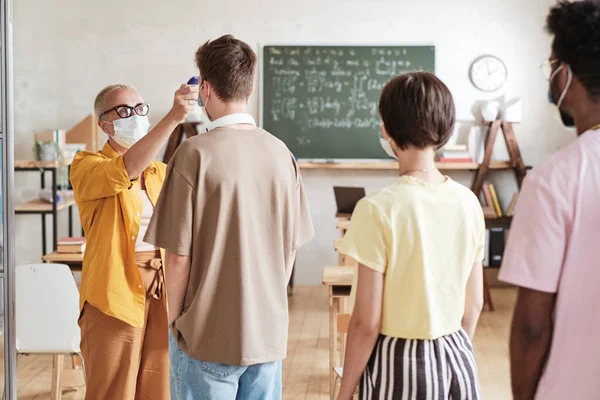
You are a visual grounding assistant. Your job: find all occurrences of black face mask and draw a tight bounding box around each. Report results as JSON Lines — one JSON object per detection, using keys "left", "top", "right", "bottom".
{"left": 548, "top": 90, "right": 576, "bottom": 127}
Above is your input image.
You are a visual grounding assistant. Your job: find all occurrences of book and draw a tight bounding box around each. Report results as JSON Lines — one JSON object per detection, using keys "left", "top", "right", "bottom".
{"left": 439, "top": 157, "right": 474, "bottom": 163}
{"left": 57, "top": 236, "right": 85, "bottom": 246}
{"left": 488, "top": 184, "right": 503, "bottom": 217}
{"left": 481, "top": 184, "right": 498, "bottom": 218}
{"left": 441, "top": 150, "right": 472, "bottom": 159}
{"left": 57, "top": 242, "right": 86, "bottom": 253}
{"left": 483, "top": 207, "right": 498, "bottom": 219}
{"left": 443, "top": 144, "right": 468, "bottom": 152}
{"left": 505, "top": 193, "right": 519, "bottom": 216}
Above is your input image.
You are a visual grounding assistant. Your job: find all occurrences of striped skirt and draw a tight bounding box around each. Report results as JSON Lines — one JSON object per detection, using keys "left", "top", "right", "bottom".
{"left": 360, "top": 330, "right": 480, "bottom": 400}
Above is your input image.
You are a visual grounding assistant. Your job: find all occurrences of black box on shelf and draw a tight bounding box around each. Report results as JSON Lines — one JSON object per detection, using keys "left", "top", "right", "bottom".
{"left": 489, "top": 228, "right": 505, "bottom": 267}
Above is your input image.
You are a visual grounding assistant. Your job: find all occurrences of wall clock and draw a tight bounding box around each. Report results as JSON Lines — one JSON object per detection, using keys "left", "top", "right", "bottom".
{"left": 469, "top": 55, "right": 508, "bottom": 92}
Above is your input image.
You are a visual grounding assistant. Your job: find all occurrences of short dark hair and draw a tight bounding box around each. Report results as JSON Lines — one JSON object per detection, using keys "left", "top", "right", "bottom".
{"left": 195, "top": 35, "right": 257, "bottom": 101}
{"left": 379, "top": 72, "right": 455, "bottom": 150}
{"left": 546, "top": 0, "right": 600, "bottom": 98}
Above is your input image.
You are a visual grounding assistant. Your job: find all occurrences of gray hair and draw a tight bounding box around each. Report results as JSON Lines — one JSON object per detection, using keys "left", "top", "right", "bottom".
{"left": 94, "top": 84, "right": 136, "bottom": 120}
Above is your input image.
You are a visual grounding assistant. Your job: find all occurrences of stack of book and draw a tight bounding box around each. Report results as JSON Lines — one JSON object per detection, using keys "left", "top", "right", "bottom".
{"left": 481, "top": 184, "right": 518, "bottom": 218}
{"left": 57, "top": 237, "right": 86, "bottom": 254}
{"left": 439, "top": 144, "right": 473, "bottom": 163}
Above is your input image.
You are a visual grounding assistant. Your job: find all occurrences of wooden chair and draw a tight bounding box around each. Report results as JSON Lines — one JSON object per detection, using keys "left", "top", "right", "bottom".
{"left": 16, "top": 264, "right": 85, "bottom": 399}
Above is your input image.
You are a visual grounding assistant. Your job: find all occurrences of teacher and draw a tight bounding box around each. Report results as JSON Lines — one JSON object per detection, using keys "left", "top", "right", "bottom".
{"left": 70, "top": 82, "right": 197, "bottom": 400}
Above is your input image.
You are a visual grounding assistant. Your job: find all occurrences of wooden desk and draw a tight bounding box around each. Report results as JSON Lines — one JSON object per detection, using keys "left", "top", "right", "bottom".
{"left": 323, "top": 266, "right": 355, "bottom": 396}
{"left": 335, "top": 217, "right": 353, "bottom": 266}
{"left": 42, "top": 252, "right": 83, "bottom": 271}
{"left": 336, "top": 219, "right": 351, "bottom": 234}
{"left": 334, "top": 238, "right": 357, "bottom": 267}
{"left": 334, "top": 238, "right": 342, "bottom": 251}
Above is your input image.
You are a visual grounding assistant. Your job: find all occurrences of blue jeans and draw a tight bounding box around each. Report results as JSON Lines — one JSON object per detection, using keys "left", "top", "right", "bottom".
{"left": 169, "top": 331, "right": 282, "bottom": 400}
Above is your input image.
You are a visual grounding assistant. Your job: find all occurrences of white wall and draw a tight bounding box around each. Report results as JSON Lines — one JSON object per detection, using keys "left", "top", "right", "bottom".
{"left": 13, "top": 0, "right": 570, "bottom": 284}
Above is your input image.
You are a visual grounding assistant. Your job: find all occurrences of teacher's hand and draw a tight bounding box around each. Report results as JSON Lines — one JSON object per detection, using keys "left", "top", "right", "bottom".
{"left": 168, "top": 84, "right": 199, "bottom": 123}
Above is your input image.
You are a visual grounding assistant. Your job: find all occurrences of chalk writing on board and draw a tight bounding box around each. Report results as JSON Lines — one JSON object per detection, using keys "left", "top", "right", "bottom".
{"left": 265, "top": 47, "right": 422, "bottom": 129}
{"left": 262, "top": 45, "right": 435, "bottom": 158}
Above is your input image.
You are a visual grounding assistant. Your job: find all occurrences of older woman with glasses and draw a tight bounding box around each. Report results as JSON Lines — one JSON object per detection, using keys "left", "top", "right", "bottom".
{"left": 70, "top": 83, "right": 197, "bottom": 400}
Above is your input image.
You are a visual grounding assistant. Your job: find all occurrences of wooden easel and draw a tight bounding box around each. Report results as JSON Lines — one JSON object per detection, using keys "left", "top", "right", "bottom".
{"left": 471, "top": 120, "right": 528, "bottom": 312}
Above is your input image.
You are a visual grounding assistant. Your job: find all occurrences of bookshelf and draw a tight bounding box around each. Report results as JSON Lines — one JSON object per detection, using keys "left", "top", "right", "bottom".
{"left": 471, "top": 120, "right": 529, "bottom": 311}
{"left": 15, "top": 161, "right": 77, "bottom": 256}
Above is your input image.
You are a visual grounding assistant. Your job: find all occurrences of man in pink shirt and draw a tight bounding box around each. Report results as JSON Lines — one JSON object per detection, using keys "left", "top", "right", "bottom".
{"left": 499, "top": 1, "right": 600, "bottom": 399}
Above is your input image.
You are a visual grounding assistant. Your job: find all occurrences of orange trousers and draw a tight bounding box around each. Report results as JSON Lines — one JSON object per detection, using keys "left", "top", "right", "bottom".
{"left": 79, "top": 253, "right": 169, "bottom": 400}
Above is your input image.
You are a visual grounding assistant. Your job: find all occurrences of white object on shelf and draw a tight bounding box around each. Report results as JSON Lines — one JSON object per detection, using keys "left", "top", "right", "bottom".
{"left": 39, "top": 189, "right": 62, "bottom": 204}
{"left": 504, "top": 98, "right": 523, "bottom": 123}
{"left": 483, "top": 229, "right": 490, "bottom": 267}
{"left": 41, "top": 142, "right": 56, "bottom": 161}
{"left": 468, "top": 126, "right": 485, "bottom": 163}
{"left": 481, "top": 101, "right": 500, "bottom": 122}
{"left": 63, "top": 143, "right": 86, "bottom": 162}
{"left": 445, "top": 125, "right": 460, "bottom": 147}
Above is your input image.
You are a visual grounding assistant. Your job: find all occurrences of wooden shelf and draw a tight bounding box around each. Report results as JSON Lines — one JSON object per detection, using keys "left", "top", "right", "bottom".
{"left": 485, "top": 215, "right": 513, "bottom": 229}
{"left": 15, "top": 159, "right": 72, "bottom": 170}
{"left": 15, "top": 196, "right": 76, "bottom": 213}
{"left": 42, "top": 251, "right": 83, "bottom": 263}
{"left": 299, "top": 160, "right": 518, "bottom": 171}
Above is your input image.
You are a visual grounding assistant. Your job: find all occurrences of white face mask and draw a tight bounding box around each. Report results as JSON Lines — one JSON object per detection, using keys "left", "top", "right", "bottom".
{"left": 198, "top": 82, "right": 212, "bottom": 123}
{"left": 379, "top": 136, "right": 398, "bottom": 160}
{"left": 548, "top": 64, "right": 576, "bottom": 131}
{"left": 110, "top": 115, "right": 150, "bottom": 148}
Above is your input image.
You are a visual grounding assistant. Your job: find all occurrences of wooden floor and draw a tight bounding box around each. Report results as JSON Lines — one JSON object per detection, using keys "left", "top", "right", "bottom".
{"left": 12, "top": 286, "right": 516, "bottom": 399}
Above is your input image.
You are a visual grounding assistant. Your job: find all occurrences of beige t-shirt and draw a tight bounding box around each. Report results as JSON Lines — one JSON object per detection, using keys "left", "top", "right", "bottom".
{"left": 144, "top": 126, "right": 314, "bottom": 366}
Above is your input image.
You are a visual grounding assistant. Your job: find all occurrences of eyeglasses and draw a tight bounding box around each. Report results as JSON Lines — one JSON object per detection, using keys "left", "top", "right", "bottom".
{"left": 541, "top": 59, "right": 560, "bottom": 80}
{"left": 99, "top": 102, "right": 150, "bottom": 120}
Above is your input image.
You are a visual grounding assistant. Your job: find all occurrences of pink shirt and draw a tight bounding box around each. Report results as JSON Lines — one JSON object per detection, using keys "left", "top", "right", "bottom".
{"left": 499, "top": 128, "right": 600, "bottom": 400}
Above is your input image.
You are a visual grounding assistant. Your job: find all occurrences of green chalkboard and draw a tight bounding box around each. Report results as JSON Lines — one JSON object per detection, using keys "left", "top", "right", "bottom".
{"left": 261, "top": 45, "right": 435, "bottom": 159}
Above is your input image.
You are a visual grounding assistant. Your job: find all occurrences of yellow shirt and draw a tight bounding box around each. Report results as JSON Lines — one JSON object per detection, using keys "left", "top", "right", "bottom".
{"left": 70, "top": 142, "right": 167, "bottom": 328}
{"left": 339, "top": 176, "right": 485, "bottom": 339}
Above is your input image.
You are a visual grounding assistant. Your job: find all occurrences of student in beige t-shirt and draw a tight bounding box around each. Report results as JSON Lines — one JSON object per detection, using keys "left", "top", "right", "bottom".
{"left": 144, "top": 35, "right": 314, "bottom": 400}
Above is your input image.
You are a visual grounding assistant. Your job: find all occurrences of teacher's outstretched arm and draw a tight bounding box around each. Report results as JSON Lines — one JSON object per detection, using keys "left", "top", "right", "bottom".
{"left": 123, "top": 85, "right": 198, "bottom": 179}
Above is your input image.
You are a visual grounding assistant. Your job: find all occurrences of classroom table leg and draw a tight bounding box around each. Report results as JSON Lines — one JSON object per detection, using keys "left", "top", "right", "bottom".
{"left": 338, "top": 296, "right": 348, "bottom": 367}
{"left": 71, "top": 355, "right": 82, "bottom": 369}
{"left": 329, "top": 291, "right": 335, "bottom": 397}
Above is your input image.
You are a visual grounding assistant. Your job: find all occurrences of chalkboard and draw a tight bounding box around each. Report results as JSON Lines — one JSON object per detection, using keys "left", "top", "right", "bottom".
{"left": 261, "top": 45, "right": 435, "bottom": 159}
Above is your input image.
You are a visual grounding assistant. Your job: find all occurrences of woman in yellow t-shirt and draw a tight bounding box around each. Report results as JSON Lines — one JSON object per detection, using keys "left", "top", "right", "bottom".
{"left": 337, "top": 72, "right": 485, "bottom": 399}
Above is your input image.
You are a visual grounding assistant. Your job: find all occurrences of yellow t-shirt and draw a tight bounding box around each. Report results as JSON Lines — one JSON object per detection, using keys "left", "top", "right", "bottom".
{"left": 338, "top": 176, "right": 485, "bottom": 340}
